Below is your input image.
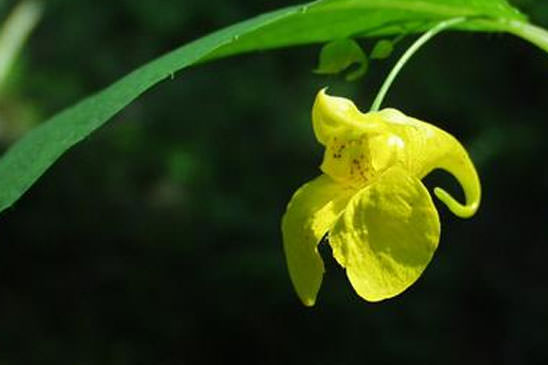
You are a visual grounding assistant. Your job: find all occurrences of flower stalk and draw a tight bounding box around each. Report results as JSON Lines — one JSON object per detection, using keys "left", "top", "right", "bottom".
{"left": 370, "top": 17, "right": 467, "bottom": 112}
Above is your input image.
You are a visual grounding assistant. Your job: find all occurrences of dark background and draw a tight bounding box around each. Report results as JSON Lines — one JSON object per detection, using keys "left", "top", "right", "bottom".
{"left": 0, "top": 0, "right": 547, "bottom": 364}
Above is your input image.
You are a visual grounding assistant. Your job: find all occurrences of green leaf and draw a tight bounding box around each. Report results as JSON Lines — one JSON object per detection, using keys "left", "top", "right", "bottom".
{"left": 314, "top": 38, "right": 368, "bottom": 81}
{"left": 370, "top": 39, "right": 394, "bottom": 59}
{"left": 1, "top": 0, "right": 547, "bottom": 214}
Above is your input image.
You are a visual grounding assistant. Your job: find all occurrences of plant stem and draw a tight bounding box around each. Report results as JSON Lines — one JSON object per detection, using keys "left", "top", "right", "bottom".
{"left": 497, "top": 19, "right": 548, "bottom": 55}
{"left": 370, "top": 17, "right": 467, "bottom": 112}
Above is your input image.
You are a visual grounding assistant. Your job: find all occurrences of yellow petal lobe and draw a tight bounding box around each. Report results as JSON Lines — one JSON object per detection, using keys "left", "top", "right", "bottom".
{"left": 329, "top": 166, "right": 440, "bottom": 302}
{"left": 281, "top": 175, "right": 354, "bottom": 306}
{"left": 312, "top": 88, "right": 383, "bottom": 146}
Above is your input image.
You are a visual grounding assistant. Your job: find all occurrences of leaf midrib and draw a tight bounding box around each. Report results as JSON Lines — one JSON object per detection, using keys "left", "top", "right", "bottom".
{"left": 312, "top": 0, "right": 525, "bottom": 21}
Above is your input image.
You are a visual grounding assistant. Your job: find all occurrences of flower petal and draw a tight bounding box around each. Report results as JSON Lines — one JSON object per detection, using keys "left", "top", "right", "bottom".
{"left": 312, "top": 88, "right": 383, "bottom": 146}
{"left": 313, "top": 89, "right": 400, "bottom": 187}
{"left": 281, "top": 175, "right": 354, "bottom": 306}
{"left": 377, "top": 108, "right": 481, "bottom": 218}
{"left": 329, "top": 166, "right": 440, "bottom": 302}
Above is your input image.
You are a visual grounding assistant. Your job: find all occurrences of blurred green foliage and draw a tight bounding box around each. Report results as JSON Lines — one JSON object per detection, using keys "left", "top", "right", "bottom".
{"left": 314, "top": 38, "right": 368, "bottom": 81}
{"left": 0, "top": 0, "right": 548, "bottom": 364}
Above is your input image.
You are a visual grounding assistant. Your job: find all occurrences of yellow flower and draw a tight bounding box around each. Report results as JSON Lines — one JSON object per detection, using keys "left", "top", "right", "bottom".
{"left": 281, "top": 89, "right": 481, "bottom": 306}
